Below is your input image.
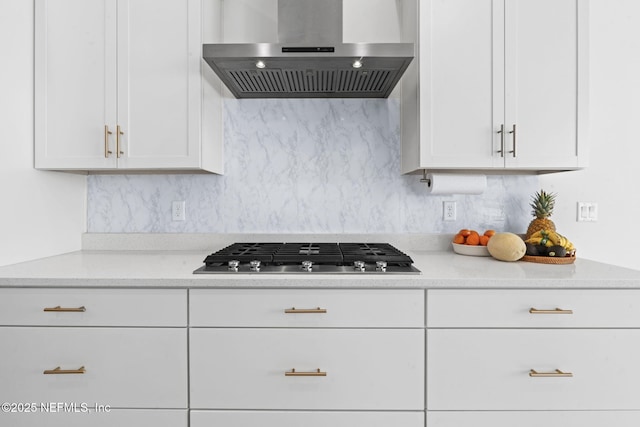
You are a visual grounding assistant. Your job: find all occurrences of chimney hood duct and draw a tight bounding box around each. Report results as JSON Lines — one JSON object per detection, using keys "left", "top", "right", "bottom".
{"left": 203, "top": 0, "right": 414, "bottom": 99}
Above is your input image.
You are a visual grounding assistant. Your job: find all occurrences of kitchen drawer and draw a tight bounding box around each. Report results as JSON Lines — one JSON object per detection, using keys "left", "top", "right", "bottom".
{"left": 427, "top": 329, "right": 640, "bottom": 410}
{"left": 427, "top": 410, "right": 640, "bottom": 426}
{"left": 191, "top": 410, "right": 424, "bottom": 427}
{"left": 190, "top": 328, "right": 424, "bottom": 410}
{"left": 1, "top": 409, "right": 187, "bottom": 427}
{"left": 0, "top": 327, "right": 187, "bottom": 408}
{"left": 427, "top": 289, "right": 640, "bottom": 327}
{"left": 189, "top": 289, "right": 424, "bottom": 327}
{"left": 0, "top": 288, "right": 187, "bottom": 326}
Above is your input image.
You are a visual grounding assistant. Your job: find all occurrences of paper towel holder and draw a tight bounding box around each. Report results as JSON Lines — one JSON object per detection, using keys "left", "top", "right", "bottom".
{"left": 419, "top": 170, "right": 488, "bottom": 195}
{"left": 420, "top": 169, "right": 432, "bottom": 187}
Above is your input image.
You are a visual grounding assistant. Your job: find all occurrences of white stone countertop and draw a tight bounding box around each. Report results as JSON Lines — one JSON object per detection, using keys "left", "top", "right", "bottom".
{"left": 1, "top": 248, "right": 639, "bottom": 289}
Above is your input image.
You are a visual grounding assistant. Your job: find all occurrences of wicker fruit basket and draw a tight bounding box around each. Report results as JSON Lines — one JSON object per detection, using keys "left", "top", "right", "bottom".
{"left": 521, "top": 253, "right": 576, "bottom": 264}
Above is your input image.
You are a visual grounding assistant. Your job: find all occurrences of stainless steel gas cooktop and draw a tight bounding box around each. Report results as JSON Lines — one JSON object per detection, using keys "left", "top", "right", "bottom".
{"left": 193, "top": 242, "right": 421, "bottom": 275}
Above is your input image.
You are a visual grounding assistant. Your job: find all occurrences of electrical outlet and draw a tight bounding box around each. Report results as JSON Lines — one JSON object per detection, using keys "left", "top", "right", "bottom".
{"left": 443, "top": 201, "right": 456, "bottom": 221}
{"left": 577, "top": 202, "right": 597, "bottom": 222}
{"left": 172, "top": 201, "right": 186, "bottom": 221}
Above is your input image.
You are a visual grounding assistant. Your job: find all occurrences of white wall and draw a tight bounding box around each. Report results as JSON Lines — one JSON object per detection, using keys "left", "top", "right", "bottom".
{"left": 539, "top": 0, "right": 640, "bottom": 270}
{"left": 0, "top": 0, "right": 86, "bottom": 267}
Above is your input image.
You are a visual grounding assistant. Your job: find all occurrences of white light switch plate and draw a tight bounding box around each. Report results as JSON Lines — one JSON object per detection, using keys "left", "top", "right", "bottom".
{"left": 577, "top": 202, "right": 597, "bottom": 222}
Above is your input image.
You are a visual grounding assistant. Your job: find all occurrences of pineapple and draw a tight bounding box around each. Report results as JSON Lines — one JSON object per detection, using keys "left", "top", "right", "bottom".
{"left": 525, "top": 190, "right": 557, "bottom": 239}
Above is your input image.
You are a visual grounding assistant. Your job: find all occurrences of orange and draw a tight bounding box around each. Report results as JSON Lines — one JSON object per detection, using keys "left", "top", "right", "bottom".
{"left": 479, "top": 235, "right": 490, "bottom": 246}
{"left": 484, "top": 229, "right": 496, "bottom": 237}
{"left": 459, "top": 229, "right": 471, "bottom": 237}
{"left": 466, "top": 233, "right": 480, "bottom": 245}
{"left": 453, "top": 234, "right": 465, "bottom": 244}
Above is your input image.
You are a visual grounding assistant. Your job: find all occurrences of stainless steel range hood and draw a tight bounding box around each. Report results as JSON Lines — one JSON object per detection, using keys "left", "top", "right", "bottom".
{"left": 203, "top": 0, "right": 414, "bottom": 99}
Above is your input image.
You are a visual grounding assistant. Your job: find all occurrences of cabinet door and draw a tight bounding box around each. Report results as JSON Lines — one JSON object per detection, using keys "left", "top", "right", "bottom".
{"left": 428, "top": 329, "right": 640, "bottom": 411}
{"left": 0, "top": 327, "right": 187, "bottom": 408}
{"left": 0, "top": 288, "right": 187, "bottom": 327}
{"left": 35, "top": 0, "right": 117, "bottom": 169}
{"left": 416, "top": 0, "right": 502, "bottom": 169}
{"left": 427, "top": 289, "right": 640, "bottom": 328}
{"left": 504, "top": 0, "right": 587, "bottom": 169}
{"left": 190, "top": 328, "right": 424, "bottom": 410}
{"left": 189, "top": 289, "right": 425, "bottom": 328}
{"left": 116, "top": 0, "right": 202, "bottom": 169}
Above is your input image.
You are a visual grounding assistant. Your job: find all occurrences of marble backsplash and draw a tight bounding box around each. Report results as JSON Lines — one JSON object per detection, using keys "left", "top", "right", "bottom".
{"left": 87, "top": 99, "right": 539, "bottom": 234}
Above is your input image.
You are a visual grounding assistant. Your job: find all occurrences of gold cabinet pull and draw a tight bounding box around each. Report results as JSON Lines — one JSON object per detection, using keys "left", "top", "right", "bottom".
{"left": 285, "top": 368, "right": 326, "bottom": 377}
{"left": 43, "top": 366, "right": 86, "bottom": 375}
{"left": 104, "top": 125, "right": 113, "bottom": 158}
{"left": 284, "top": 307, "right": 327, "bottom": 314}
{"left": 529, "top": 307, "right": 573, "bottom": 315}
{"left": 529, "top": 369, "right": 573, "bottom": 378}
{"left": 43, "top": 306, "right": 86, "bottom": 313}
{"left": 116, "top": 125, "right": 124, "bottom": 158}
{"left": 496, "top": 124, "right": 505, "bottom": 157}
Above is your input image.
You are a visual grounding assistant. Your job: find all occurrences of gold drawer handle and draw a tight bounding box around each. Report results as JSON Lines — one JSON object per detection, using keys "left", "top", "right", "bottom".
{"left": 43, "top": 306, "right": 86, "bottom": 313}
{"left": 529, "top": 369, "right": 573, "bottom": 378}
{"left": 285, "top": 368, "right": 326, "bottom": 377}
{"left": 284, "top": 307, "right": 327, "bottom": 314}
{"left": 529, "top": 307, "right": 573, "bottom": 315}
{"left": 43, "top": 366, "right": 86, "bottom": 375}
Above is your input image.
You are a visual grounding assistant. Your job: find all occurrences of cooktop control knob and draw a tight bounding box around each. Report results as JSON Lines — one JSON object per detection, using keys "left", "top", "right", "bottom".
{"left": 250, "top": 260, "right": 261, "bottom": 272}
{"left": 353, "top": 260, "right": 365, "bottom": 272}
{"left": 301, "top": 260, "right": 313, "bottom": 272}
{"left": 228, "top": 260, "right": 240, "bottom": 272}
{"left": 376, "top": 261, "right": 387, "bottom": 272}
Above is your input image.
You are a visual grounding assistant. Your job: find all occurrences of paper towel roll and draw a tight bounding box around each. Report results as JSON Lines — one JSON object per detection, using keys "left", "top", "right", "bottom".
{"left": 425, "top": 173, "right": 487, "bottom": 195}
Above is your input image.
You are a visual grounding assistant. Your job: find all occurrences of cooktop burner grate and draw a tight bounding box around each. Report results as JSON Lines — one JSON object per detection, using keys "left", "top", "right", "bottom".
{"left": 203, "top": 242, "right": 414, "bottom": 267}
{"left": 203, "top": 242, "right": 282, "bottom": 264}
{"left": 339, "top": 243, "right": 413, "bottom": 265}
{"left": 273, "top": 243, "right": 344, "bottom": 264}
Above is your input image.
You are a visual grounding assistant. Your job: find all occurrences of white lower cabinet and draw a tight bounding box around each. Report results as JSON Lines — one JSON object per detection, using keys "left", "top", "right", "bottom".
{"left": 0, "top": 409, "right": 187, "bottom": 427}
{"left": 189, "top": 289, "right": 424, "bottom": 328}
{"left": 427, "top": 411, "right": 640, "bottom": 426}
{"left": 428, "top": 329, "right": 640, "bottom": 410}
{"left": 427, "top": 288, "right": 640, "bottom": 424}
{"left": 11, "top": 286, "right": 640, "bottom": 425}
{"left": 191, "top": 410, "right": 424, "bottom": 426}
{"left": 0, "top": 288, "right": 187, "bottom": 327}
{"left": 0, "top": 327, "right": 187, "bottom": 408}
{"left": 0, "top": 288, "right": 188, "bottom": 427}
{"left": 190, "top": 328, "right": 424, "bottom": 410}
{"left": 427, "top": 289, "right": 640, "bottom": 328}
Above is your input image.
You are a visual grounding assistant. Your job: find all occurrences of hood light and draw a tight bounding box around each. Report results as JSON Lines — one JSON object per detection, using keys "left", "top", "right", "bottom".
{"left": 256, "top": 60, "right": 266, "bottom": 69}
{"left": 352, "top": 58, "right": 363, "bottom": 69}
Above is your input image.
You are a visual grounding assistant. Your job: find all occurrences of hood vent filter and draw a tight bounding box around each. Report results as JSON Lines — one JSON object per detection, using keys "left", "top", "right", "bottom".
{"left": 226, "top": 68, "right": 398, "bottom": 96}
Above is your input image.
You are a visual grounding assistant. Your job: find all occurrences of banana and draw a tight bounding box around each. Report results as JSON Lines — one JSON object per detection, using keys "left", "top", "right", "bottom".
{"left": 546, "top": 230, "right": 564, "bottom": 247}
{"left": 525, "top": 229, "right": 575, "bottom": 252}
{"left": 525, "top": 235, "right": 553, "bottom": 247}
{"left": 550, "top": 231, "right": 575, "bottom": 252}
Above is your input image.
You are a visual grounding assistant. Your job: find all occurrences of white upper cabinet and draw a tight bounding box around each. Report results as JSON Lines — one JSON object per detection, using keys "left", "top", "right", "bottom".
{"left": 401, "top": 0, "right": 588, "bottom": 174}
{"left": 35, "top": 0, "right": 223, "bottom": 173}
{"left": 35, "top": 0, "right": 116, "bottom": 170}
